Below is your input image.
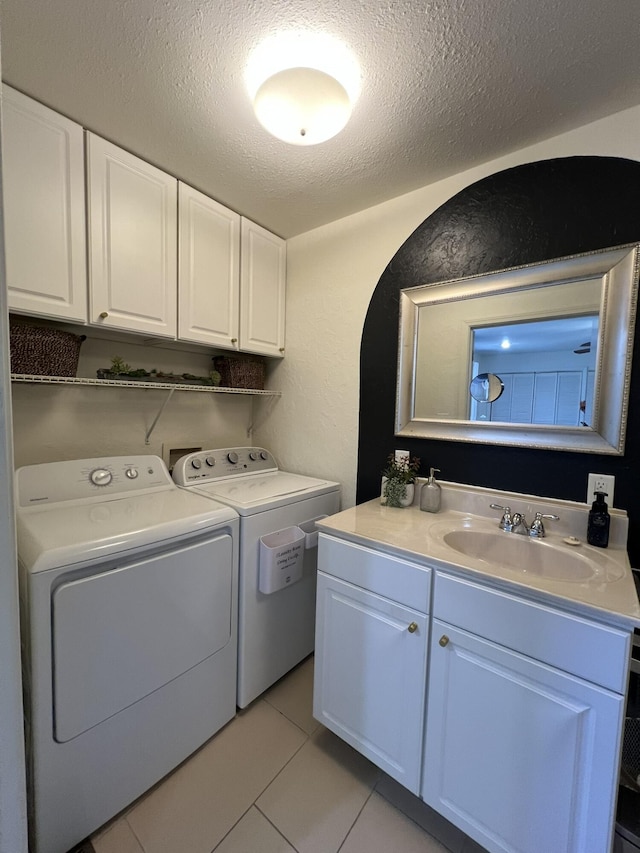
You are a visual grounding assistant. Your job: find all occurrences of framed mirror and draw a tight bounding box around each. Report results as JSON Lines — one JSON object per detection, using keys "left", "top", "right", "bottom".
{"left": 395, "top": 243, "right": 640, "bottom": 454}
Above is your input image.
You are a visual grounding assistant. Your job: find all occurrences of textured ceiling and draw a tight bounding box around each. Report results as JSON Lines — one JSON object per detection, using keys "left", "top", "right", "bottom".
{"left": 1, "top": 0, "right": 640, "bottom": 238}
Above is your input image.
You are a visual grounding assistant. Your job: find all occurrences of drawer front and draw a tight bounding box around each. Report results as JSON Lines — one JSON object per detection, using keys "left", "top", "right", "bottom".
{"left": 434, "top": 571, "right": 630, "bottom": 693}
{"left": 318, "top": 534, "right": 431, "bottom": 613}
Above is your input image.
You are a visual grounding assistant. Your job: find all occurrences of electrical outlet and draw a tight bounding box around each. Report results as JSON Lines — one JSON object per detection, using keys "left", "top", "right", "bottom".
{"left": 395, "top": 449, "right": 410, "bottom": 466}
{"left": 587, "top": 473, "right": 615, "bottom": 505}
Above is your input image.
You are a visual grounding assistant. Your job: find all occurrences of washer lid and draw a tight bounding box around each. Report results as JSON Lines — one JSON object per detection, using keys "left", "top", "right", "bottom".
{"left": 17, "top": 488, "right": 237, "bottom": 573}
{"left": 188, "top": 471, "right": 339, "bottom": 514}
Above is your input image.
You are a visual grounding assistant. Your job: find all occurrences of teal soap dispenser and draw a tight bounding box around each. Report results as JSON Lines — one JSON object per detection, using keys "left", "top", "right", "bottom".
{"left": 587, "top": 491, "right": 610, "bottom": 548}
{"left": 420, "top": 468, "right": 441, "bottom": 513}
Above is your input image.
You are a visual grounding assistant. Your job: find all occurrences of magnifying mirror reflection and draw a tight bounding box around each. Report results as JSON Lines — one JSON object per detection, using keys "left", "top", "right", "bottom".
{"left": 469, "top": 373, "right": 504, "bottom": 404}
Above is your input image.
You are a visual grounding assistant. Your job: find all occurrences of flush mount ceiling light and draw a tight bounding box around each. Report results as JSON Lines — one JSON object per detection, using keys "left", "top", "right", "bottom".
{"left": 246, "top": 31, "right": 360, "bottom": 146}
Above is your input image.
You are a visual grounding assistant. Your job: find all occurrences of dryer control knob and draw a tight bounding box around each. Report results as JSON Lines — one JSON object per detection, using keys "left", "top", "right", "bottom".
{"left": 125, "top": 467, "right": 138, "bottom": 479}
{"left": 227, "top": 452, "right": 239, "bottom": 464}
{"left": 260, "top": 451, "right": 268, "bottom": 460}
{"left": 90, "top": 468, "right": 112, "bottom": 486}
{"left": 191, "top": 459, "right": 202, "bottom": 469}
{"left": 205, "top": 456, "right": 216, "bottom": 467}
{"left": 249, "top": 451, "right": 258, "bottom": 461}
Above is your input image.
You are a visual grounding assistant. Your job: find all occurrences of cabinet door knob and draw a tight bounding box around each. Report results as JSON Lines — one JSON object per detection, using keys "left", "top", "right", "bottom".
{"left": 279, "top": 347, "right": 285, "bottom": 353}
{"left": 407, "top": 622, "right": 418, "bottom": 633}
{"left": 99, "top": 311, "right": 109, "bottom": 319}
{"left": 230, "top": 338, "right": 238, "bottom": 344}
{"left": 439, "top": 635, "right": 450, "bottom": 647}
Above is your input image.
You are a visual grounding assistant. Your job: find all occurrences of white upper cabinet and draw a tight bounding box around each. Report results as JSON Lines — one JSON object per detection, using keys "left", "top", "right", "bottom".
{"left": 87, "top": 133, "right": 177, "bottom": 338}
{"left": 178, "top": 183, "right": 240, "bottom": 349}
{"left": 2, "top": 85, "right": 87, "bottom": 323}
{"left": 240, "top": 217, "right": 286, "bottom": 357}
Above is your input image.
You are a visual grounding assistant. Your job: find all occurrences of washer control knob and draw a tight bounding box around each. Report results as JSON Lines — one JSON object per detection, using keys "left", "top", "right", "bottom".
{"left": 249, "top": 451, "right": 258, "bottom": 461}
{"left": 260, "top": 451, "right": 268, "bottom": 460}
{"left": 191, "top": 458, "right": 202, "bottom": 470}
{"left": 227, "top": 452, "right": 239, "bottom": 464}
{"left": 205, "top": 456, "right": 216, "bottom": 467}
{"left": 125, "top": 467, "right": 139, "bottom": 479}
{"left": 90, "top": 468, "right": 112, "bottom": 487}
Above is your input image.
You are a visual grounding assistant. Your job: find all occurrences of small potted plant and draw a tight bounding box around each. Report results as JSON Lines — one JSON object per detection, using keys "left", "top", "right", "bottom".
{"left": 381, "top": 453, "right": 421, "bottom": 507}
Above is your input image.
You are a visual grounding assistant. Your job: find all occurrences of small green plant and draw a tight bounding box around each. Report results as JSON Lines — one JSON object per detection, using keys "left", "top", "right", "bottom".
{"left": 110, "top": 355, "right": 132, "bottom": 374}
{"left": 381, "top": 453, "right": 420, "bottom": 484}
{"left": 381, "top": 453, "right": 421, "bottom": 507}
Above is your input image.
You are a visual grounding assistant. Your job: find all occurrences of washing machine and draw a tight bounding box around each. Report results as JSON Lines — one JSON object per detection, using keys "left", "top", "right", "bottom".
{"left": 173, "top": 447, "right": 340, "bottom": 707}
{"left": 16, "top": 455, "right": 239, "bottom": 853}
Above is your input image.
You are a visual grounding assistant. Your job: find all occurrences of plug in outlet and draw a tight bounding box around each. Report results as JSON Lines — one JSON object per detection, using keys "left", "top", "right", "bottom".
{"left": 587, "top": 473, "right": 615, "bottom": 505}
{"left": 395, "top": 450, "right": 410, "bottom": 466}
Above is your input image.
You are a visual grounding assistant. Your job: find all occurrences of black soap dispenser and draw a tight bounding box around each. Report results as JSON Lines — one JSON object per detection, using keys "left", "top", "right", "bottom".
{"left": 587, "top": 491, "right": 610, "bottom": 548}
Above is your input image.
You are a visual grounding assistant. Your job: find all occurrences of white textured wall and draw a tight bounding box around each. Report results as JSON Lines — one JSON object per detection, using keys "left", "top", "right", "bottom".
{"left": 255, "top": 104, "right": 640, "bottom": 508}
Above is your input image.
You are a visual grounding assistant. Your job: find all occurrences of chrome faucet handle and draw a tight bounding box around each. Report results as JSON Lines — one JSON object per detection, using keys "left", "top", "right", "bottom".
{"left": 490, "top": 503, "right": 513, "bottom": 531}
{"left": 529, "top": 511, "right": 560, "bottom": 539}
{"left": 511, "top": 512, "right": 529, "bottom": 535}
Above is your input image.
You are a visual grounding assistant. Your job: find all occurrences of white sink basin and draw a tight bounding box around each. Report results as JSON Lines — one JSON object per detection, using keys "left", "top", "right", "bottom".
{"left": 441, "top": 528, "right": 624, "bottom": 583}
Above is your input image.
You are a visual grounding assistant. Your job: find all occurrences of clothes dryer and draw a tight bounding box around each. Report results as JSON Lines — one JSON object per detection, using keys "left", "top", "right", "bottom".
{"left": 173, "top": 447, "right": 340, "bottom": 707}
{"left": 16, "top": 456, "right": 239, "bottom": 853}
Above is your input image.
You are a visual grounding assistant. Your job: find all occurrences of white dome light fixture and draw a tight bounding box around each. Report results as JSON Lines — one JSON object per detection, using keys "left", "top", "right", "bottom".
{"left": 254, "top": 67, "right": 351, "bottom": 145}
{"left": 246, "top": 31, "right": 360, "bottom": 147}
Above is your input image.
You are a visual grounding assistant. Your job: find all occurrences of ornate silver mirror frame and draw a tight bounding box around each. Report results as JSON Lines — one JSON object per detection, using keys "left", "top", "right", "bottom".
{"left": 395, "top": 243, "right": 640, "bottom": 454}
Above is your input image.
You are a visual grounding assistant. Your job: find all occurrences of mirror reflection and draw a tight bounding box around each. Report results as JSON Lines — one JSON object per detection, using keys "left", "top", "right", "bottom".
{"left": 469, "top": 315, "right": 599, "bottom": 426}
{"left": 413, "top": 277, "right": 602, "bottom": 423}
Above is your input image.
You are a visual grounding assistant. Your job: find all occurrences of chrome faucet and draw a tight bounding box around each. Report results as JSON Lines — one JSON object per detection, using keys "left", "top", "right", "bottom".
{"left": 528, "top": 511, "right": 560, "bottom": 539}
{"left": 490, "top": 504, "right": 560, "bottom": 538}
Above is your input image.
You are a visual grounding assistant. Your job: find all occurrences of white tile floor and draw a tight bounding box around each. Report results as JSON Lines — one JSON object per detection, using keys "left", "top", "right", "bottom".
{"left": 89, "top": 657, "right": 486, "bottom": 853}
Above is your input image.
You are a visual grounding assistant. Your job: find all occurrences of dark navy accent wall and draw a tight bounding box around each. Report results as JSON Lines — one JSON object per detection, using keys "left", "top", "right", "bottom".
{"left": 358, "top": 157, "right": 640, "bottom": 566}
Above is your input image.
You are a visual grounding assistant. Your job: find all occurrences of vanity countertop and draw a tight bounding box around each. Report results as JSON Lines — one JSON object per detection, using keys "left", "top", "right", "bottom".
{"left": 317, "top": 483, "right": 640, "bottom": 630}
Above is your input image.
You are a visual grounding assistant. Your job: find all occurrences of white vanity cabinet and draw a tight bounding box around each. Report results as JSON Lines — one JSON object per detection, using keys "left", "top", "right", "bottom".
{"left": 239, "top": 217, "right": 286, "bottom": 357}
{"left": 424, "top": 572, "right": 627, "bottom": 853}
{"left": 313, "top": 534, "right": 431, "bottom": 793}
{"left": 2, "top": 85, "right": 87, "bottom": 323}
{"left": 178, "top": 182, "right": 241, "bottom": 349}
{"left": 86, "top": 133, "right": 177, "bottom": 338}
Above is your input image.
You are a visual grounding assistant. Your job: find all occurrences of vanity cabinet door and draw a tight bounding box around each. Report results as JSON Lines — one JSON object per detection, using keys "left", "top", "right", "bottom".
{"left": 2, "top": 85, "right": 87, "bottom": 323}
{"left": 314, "top": 571, "right": 428, "bottom": 793}
{"left": 239, "top": 217, "right": 286, "bottom": 357}
{"left": 423, "top": 619, "right": 623, "bottom": 853}
{"left": 87, "top": 133, "right": 177, "bottom": 338}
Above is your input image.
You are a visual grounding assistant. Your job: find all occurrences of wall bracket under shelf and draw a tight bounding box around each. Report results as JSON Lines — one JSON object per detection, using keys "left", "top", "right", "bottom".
{"left": 10, "top": 374, "right": 282, "bottom": 445}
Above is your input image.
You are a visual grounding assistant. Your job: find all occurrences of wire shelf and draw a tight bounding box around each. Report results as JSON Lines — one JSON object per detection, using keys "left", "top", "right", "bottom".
{"left": 10, "top": 374, "right": 280, "bottom": 396}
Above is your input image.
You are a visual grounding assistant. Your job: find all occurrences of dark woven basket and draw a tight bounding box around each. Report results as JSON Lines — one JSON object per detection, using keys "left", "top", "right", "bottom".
{"left": 10, "top": 321, "right": 86, "bottom": 377}
{"left": 213, "top": 356, "right": 266, "bottom": 390}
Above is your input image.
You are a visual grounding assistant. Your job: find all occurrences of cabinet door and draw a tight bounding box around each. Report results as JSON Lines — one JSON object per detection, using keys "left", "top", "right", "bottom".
{"left": 2, "top": 85, "right": 87, "bottom": 322}
{"left": 423, "top": 620, "right": 623, "bottom": 853}
{"left": 314, "top": 572, "right": 428, "bottom": 793}
{"left": 239, "top": 217, "right": 286, "bottom": 357}
{"left": 87, "top": 133, "right": 177, "bottom": 338}
{"left": 178, "top": 183, "right": 240, "bottom": 349}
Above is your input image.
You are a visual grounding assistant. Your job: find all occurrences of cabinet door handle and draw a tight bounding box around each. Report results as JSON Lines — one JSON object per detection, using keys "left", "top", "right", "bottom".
{"left": 99, "top": 311, "right": 109, "bottom": 319}
{"left": 439, "top": 635, "right": 450, "bottom": 647}
{"left": 407, "top": 622, "right": 418, "bottom": 633}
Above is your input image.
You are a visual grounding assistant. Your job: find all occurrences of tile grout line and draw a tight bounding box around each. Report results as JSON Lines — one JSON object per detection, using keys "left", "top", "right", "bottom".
{"left": 123, "top": 815, "right": 146, "bottom": 853}
{"left": 335, "top": 787, "right": 377, "bottom": 852}
{"left": 209, "top": 704, "right": 312, "bottom": 853}
{"left": 254, "top": 802, "right": 299, "bottom": 853}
